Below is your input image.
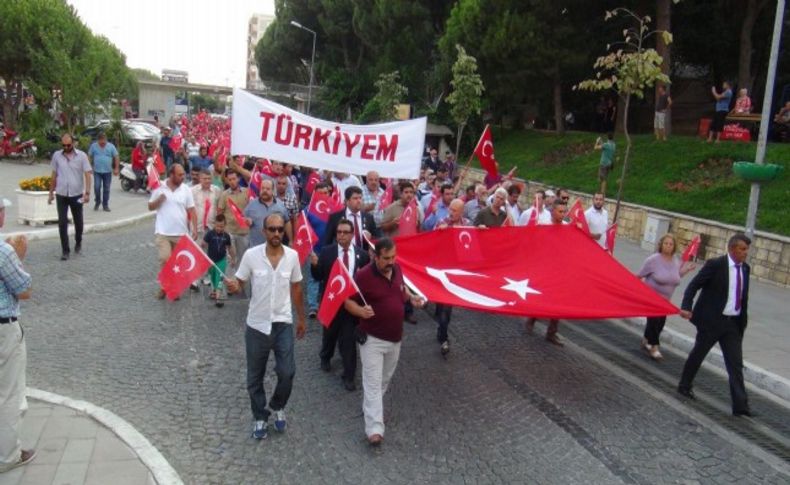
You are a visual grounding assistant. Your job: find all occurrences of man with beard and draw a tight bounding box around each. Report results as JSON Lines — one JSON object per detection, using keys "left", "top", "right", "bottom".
{"left": 217, "top": 169, "right": 250, "bottom": 263}
{"left": 244, "top": 179, "right": 292, "bottom": 248}
{"left": 227, "top": 213, "right": 306, "bottom": 439}
{"left": 584, "top": 193, "right": 609, "bottom": 249}
{"left": 48, "top": 134, "right": 93, "bottom": 261}
{"left": 474, "top": 187, "right": 508, "bottom": 228}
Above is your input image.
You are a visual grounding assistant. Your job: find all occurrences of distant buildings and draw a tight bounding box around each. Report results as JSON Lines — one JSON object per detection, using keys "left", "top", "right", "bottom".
{"left": 161, "top": 69, "right": 189, "bottom": 83}
{"left": 247, "top": 13, "right": 275, "bottom": 91}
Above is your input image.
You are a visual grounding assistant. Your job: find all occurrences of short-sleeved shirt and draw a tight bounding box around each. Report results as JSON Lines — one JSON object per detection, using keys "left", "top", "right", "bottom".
{"left": 517, "top": 207, "right": 552, "bottom": 226}
{"left": 149, "top": 182, "right": 195, "bottom": 236}
{"left": 584, "top": 207, "right": 609, "bottom": 249}
{"left": 204, "top": 229, "right": 232, "bottom": 262}
{"left": 381, "top": 201, "right": 424, "bottom": 237}
{"left": 189, "top": 155, "right": 213, "bottom": 171}
{"left": 656, "top": 94, "right": 670, "bottom": 112}
{"left": 244, "top": 199, "right": 290, "bottom": 247}
{"left": 716, "top": 89, "right": 733, "bottom": 112}
{"left": 474, "top": 206, "right": 508, "bottom": 227}
{"left": 0, "top": 242, "right": 32, "bottom": 318}
{"left": 235, "top": 243, "right": 303, "bottom": 335}
{"left": 600, "top": 140, "right": 616, "bottom": 167}
{"left": 637, "top": 253, "right": 682, "bottom": 300}
{"left": 353, "top": 263, "right": 406, "bottom": 343}
{"left": 50, "top": 149, "right": 93, "bottom": 197}
{"left": 192, "top": 185, "right": 221, "bottom": 231}
{"left": 88, "top": 142, "right": 118, "bottom": 173}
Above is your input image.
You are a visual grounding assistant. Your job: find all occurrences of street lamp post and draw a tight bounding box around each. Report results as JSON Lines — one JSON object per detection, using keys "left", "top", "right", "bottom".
{"left": 290, "top": 20, "right": 316, "bottom": 115}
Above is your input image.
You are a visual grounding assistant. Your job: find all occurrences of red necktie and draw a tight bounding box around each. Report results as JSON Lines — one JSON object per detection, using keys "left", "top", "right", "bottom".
{"left": 734, "top": 264, "right": 742, "bottom": 312}
{"left": 343, "top": 248, "right": 349, "bottom": 270}
{"left": 353, "top": 213, "right": 361, "bottom": 247}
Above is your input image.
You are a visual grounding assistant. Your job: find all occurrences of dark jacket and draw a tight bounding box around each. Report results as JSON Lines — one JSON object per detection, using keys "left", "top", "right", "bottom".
{"left": 311, "top": 244, "right": 370, "bottom": 300}
{"left": 323, "top": 209, "right": 379, "bottom": 250}
{"left": 681, "top": 255, "right": 750, "bottom": 334}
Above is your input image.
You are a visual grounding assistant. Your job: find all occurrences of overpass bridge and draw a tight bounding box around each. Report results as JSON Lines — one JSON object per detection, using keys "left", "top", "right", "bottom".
{"left": 138, "top": 79, "right": 316, "bottom": 120}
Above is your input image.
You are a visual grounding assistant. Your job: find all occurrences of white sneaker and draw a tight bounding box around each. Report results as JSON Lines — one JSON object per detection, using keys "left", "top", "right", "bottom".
{"left": 273, "top": 409, "right": 287, "bottom": 432}
{"left": 649, "top": 346, "right": 664, "bottom": 360}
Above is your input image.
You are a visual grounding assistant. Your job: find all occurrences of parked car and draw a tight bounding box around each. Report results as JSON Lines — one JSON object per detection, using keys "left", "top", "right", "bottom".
{"left": 82, "top": 120, "right": 156, "bottom": 147}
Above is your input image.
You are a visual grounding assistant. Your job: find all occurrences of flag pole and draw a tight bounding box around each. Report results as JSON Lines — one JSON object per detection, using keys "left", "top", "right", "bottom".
{"left": 302, "top": 211, "right": 313, "bottom": 247}
{"left": 452, "top": 125, "right": 489, "bottom": 196}
{"left": 339, "top": 259, "right": 368, "bottom": 307}
{"left": 184, "top": 234, "right": 230, "bottom": 281}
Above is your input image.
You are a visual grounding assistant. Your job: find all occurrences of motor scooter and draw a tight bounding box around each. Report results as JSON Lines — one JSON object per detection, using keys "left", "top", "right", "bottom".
{"left": 119, "top": 159, "right": 151, "bottom": 193}
{"left": 0, "top": 128, "right": 37, "bottom": 161}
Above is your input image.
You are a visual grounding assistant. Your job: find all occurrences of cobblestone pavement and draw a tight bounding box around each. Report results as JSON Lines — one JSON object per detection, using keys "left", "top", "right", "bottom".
{"left": 18, "top": 222, "right": 790, "bottom": 484}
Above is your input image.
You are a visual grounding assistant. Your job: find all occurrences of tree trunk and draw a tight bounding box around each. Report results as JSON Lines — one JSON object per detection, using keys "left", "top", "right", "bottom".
{"left": 552, "top": 67, "right": 565, "bottom": 135}
{"left": 455, "top": 122, "right": 465, "bottom": 160}
{"left": 613, "top": 94, "right": 631, "bottom": 224}
{"left": 656, "top": 0, "right": 672, "bottom": 135}
{"left": 738, "top": 0, "right": 768, "bottom": 91}
{"left": 1, "top": 77, "right": 22, "bottom": 129}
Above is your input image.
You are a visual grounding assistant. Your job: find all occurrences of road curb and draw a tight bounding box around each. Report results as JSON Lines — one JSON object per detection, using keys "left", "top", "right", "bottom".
{"left": 620, "top": 317, "right": 790, "bottom": 403}
{"left": 26, "top": 387, "right": 183, "bottom": 485}
{"left": 4, "top": 211, "right": 155, "bottom": 242}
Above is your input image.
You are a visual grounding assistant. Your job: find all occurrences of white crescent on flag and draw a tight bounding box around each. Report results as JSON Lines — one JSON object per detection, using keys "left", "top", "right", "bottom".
{"left": 425, "top": 267, "right": 506, "bottom": 308}
{"left": 481, "top": 140, "right": 494, "bottom": 158}
{"left": 458, "top": 230, "right": 473, "bottom": 249}
{"left": 175, "top": 250, "right": 196, "bottom": 272}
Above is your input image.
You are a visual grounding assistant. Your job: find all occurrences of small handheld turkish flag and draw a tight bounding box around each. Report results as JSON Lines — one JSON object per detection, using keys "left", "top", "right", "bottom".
{"left": 294, "top": 211, "right": 318, "bottom": 265}
{"left": 146, "top": 163, "right": 161, "bottom": 190}
{"left": 681, "top": 235, "right": 701, "bottom": 262}
{"left": 379, "top": 179, "right": 394, "bottom": 211}
{"left": 567, "top": 199, "right": 591, "bottom": 236}
{"left": 157, "top": 236, "right": 213, "bottom": 300}
{"left": 153, "top": 151, "right": 166, "bottom": 175}
{"left": 305, "top": 172, "right": 321, "bottom": 195}
{"left": 308, "top": 191, "right": 338, "bottom": 222}
{"left": 398, "top": 199, "right": 419, "bottom": 236}
{"left": 473, "top": 125, "right": 498, "bottom": 177}
{"left": 605, "top": 223, "right": 618, "bottom": 255}
{"left": 226, "top": 198, "right": 249, "bottom": 229}
{"left": 317, "top": 259, "right": 359, "bottom": 328}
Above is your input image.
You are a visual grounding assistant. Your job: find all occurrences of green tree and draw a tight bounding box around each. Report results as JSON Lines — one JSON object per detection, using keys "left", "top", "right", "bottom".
{"left": 446, "top": 45, "right": 484, "bottom": 156}
{"left": 132, "top": 68, "right": 160, "bottom": 81}
{"left": 576, "top": 8, "right": 671, "bottom": 222}
{"left": 361, "top": 71, "right": 408, "bottom": 122}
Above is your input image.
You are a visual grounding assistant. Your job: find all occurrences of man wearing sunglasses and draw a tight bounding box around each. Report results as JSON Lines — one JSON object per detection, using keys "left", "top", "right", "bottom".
{"left": 227, "top": 213, "right": 306, "bottom": 440}
{"left": 48, "top": 134, "right": 93, "bottom": 261}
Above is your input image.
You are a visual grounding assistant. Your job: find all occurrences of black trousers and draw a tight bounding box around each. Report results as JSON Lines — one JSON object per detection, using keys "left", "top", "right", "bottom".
{"left": 679, "top": 319, "right": 749, "bottom": 413}
{"left": 644, "top": 316, "right": 667, "bottom": 346}
{"left": 435, "top": 304, "right": 453, "bottom": 343}
{"left": 56, "top": 194, "right": 84, "bottom": 254}
{"left": 320, "top": 315, "right": 357, "bottom": 381}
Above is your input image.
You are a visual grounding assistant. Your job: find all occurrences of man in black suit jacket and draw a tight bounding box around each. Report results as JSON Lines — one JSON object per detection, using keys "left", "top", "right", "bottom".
{"left": 323, "top": 186, "right": 379, "bottom": 251}
{"left": 311, "top": 218, "right": 370, "bottom": 391}
{"left": 677, "top": 233, "right": 752, "bottom": 416}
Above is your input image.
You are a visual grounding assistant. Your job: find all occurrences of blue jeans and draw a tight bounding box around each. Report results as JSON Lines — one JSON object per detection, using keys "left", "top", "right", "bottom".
{"left": 93, "top": 172, "right": 112, "bottom": 208}
{"left": 245, "top": 323, "right": 295, "bottom": 421}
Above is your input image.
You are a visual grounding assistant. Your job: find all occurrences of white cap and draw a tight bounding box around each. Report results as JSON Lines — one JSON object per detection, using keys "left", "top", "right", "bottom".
{"left": 0, "top": 197, "right": 11, "bottom": 209}
{"left": 544, "top": 189, "right": 556, "bottom": 197}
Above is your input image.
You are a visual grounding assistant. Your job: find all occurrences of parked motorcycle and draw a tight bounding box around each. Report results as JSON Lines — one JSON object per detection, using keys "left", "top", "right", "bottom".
{"left": 119, "top": 158, "right": 152, "bottom": 193}
{"left": 0, "top": 128, "right": 37, "bottom": 161}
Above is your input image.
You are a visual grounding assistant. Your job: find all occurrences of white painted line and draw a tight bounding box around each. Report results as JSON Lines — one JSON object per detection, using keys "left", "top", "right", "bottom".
{"left": 26, "top": 387, "right": 183, "bottom": 485}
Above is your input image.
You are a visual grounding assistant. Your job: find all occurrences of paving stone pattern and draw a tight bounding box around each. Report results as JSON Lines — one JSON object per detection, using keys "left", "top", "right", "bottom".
{"left": 18, "top": 222, "right": 790, "bottom": 484}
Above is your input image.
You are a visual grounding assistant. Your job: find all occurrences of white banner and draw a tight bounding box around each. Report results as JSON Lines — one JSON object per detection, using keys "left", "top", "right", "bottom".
{"left": 231, "top": 88, "right": 426, "bottom": 179}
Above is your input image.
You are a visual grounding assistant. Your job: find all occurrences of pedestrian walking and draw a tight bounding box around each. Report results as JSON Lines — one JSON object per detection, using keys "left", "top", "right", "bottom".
{"left": 636, "top": 234, "right": 696, "bottom": 360}
{"left": 202, "top": 214, "right": 235, "bottom": 304}
{"left": 677, "top": 234, "right": 753, "bottom": 416}
{"left": 48, "top": 133, "right": 93, "bottom": 261}
{"left": 87, "top": 132, "right": 120, "bottom": 211}
{"left": 226, "top": 213, "right": 306, "bottom": 440}
{"left": 0, "top": 197, "right": 35, "bottom": 473}
{"left": 594, "top": 133, "right": 615, "bottom": 196}
{"left": 343, "top": 237, "right": 426, "bottom": 446}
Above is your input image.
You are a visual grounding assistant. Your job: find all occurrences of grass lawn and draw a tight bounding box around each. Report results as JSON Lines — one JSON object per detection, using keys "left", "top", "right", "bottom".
{"left": 490, "top": 128, "right": 790, "bottom": 236}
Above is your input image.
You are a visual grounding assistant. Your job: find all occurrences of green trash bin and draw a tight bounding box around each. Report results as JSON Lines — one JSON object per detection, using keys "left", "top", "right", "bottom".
{"left": 732, "top": 161, "right": 784, "bottom": 182}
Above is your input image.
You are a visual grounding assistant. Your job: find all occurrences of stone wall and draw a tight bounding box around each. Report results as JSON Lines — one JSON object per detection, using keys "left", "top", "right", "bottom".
{"left": 460, "top": 168, "right": 790, "bottom": 286}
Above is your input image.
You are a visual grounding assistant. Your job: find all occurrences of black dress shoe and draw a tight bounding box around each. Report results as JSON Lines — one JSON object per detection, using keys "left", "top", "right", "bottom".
{"left": 404, "top": 314, "right": 418, "bottom": 325}
{"left": 60, "top": 252, "right": 69, "bottom": 261}
{"left": 75, "top": 243, "right": 81, "bottom": 254}
{"left": 103, "top": 207, "right": 111, "bottom": 212}
{"left": 320, "top": 360, "right": 331, "bottom": 372}
{"left": 733, "top": 409, "right": 755, "bottom": 417}
{"left": 677, "top": 387, "right": 696, "bottom": 400}
{"left": 342, "top": 379, "right": 356, "bottom": 391}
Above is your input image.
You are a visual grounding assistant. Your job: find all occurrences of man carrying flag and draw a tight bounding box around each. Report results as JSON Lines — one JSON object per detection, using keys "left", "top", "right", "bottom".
{"left": 343, "top": 238, "right": 426, "bottom": 447}
{"left": 517, "top": 190, "right": 550, "bottom": 226}
{"left": 217, "top": 169, "right": 251, "bottom": 264}
{"left": 380, "top": 182, "right": 423, "bottom": 239}
{"left": 226, "top": 213, "right": 306, "bottom": 440}
{"left": 191, "top": 169, "right": 221, "bottom": 288}
{"left": 311, "top": 219, "right": 370, "bottom": 391}
{"left": 148, "top": 163, "right": 198, "bottom": 300}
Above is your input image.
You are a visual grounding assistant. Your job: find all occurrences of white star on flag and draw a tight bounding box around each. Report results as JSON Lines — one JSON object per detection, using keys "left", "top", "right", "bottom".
{"left": 500, "top": 278, "right": 541, "bottom": 300}
{"left": 173, "top": 265, "right": 181, "bottom": 274}
{"left": 296, "top": 239, "right": 303, "bottom": 246}
{"left": 328, "top": 292, "right": 335, "bottom": 301}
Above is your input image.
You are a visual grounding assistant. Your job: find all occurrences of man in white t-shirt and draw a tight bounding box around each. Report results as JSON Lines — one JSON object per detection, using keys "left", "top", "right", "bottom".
{"left": 330, "top": 172, "right": 362, "bottom": 203}
{"left": 584, "top": 192, "right": 609, "bottom": 249}
{"left": 148, "top": 163, "right": 197, "bottom": 299}
{"left": 226, "top": 213, "right": 306, "bottom": 440}
{"left": 517, "top": 190, "right": 551, "bottom": 226}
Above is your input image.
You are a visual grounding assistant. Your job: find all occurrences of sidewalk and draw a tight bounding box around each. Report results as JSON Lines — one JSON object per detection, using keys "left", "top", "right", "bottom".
{"left": 0, "top": 161, "right": 154, "bottom": 241}
{"left": 0, "top": 399, "right": 155, "bottom": 485}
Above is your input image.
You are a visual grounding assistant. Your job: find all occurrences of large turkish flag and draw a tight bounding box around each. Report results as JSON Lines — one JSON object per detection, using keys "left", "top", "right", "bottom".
{"left": 395, "top": 226, "right": 677, "bottom": 319}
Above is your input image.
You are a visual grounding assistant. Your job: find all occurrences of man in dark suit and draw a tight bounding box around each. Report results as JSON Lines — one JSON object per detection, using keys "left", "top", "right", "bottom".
{"left": 311, "top": 218, "right": 370, "bottom": 391}
{"left": 677, "top": 233, "right": 752, "bottom": 416}
{"left": 323, "top": 186, "right": 379, "bottom": 251}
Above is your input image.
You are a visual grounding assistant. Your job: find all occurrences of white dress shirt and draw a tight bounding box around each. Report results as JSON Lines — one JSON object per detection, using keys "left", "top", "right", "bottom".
{"left": 584, "top": 207, "right": 609, "bottom": 249}
{"left": 517, "top": 207, "right": 551, "bottom": 226}
{"left": 338, "top": 243, "right": 356, "bottom": 275}
{"left": 722, "top": 254, "right": 743, "bottom": 316}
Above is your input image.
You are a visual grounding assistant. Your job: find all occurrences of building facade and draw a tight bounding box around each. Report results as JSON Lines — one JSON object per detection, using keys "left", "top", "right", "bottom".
{"left": 247, "top": 13, "right": 275, "bottom": 91}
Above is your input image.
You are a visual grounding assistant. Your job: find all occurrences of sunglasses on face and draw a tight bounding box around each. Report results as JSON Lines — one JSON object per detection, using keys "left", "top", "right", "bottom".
{"left": 266, "top": 226, "right": 285, "bottom": 233}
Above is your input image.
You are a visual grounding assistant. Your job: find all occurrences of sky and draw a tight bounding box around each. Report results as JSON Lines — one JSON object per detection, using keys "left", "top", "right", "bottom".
{"left": 67, "top": 0, "right": 276, "bottom": 87}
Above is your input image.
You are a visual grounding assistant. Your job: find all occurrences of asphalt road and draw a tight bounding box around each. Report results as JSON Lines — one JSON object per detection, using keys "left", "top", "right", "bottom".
{"left": 18, "top": 221, "right": 790, "bottom": 484}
